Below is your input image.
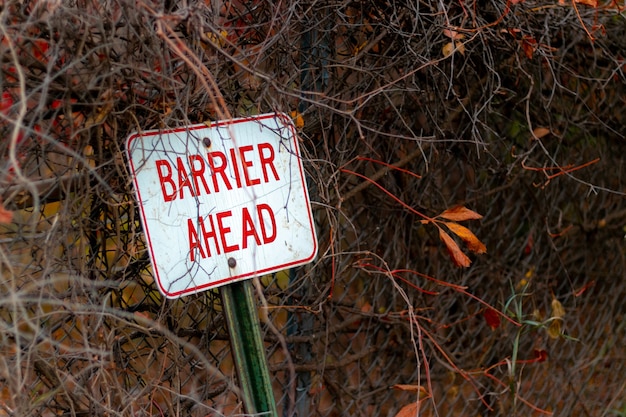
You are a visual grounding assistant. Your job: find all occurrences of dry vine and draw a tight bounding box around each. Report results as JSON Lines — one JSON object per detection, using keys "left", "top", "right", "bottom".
{"left": 0, "top": 0, "right": 624, "bottom": 416}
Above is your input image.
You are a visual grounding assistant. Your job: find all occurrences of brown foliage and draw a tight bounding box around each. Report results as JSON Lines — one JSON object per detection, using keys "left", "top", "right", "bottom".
{"left": 0, "top": 0, "right": 624, "bottom": 416}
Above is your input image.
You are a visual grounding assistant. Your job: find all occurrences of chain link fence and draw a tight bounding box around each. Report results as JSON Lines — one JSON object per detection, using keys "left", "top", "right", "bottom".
{"left": 0, "top": 0, "right": 624, "bottom": 416}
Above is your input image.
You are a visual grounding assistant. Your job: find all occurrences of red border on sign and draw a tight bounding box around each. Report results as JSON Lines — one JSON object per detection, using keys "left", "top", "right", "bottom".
{"left": 126, "top": 113, "right": 317, "bottom": 298}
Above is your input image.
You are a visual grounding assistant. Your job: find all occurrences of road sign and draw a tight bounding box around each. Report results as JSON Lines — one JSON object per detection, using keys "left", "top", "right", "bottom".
{"left": 126, "top": 113, "right": 318, "bottom": 298}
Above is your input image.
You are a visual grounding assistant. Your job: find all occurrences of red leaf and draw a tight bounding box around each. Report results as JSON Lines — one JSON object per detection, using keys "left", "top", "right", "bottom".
{"left": 0, "top": 91, "right": 13, "bottom": 115}
{"left": 574, "top": 280, "right": 595, "bottom": 297}
{"left": 438, "top": 206, "right": 483, "bottom": 222}
{"left": 439, "top": 228, "right": 471, "bottom": 267}
{"left": 484, "top": 308, "right": 501, "bottom": 330}
{"left": 0, "top": 200, "right": 13, "bottom": 224}
{"left": 523, "top": 232, "right": 534, "bottom": 256}
{"left": 533, "top": 349, "right": 548, "bottom": 362}
{"left": 32, "top": 39, "right": 49, "bottom": 62}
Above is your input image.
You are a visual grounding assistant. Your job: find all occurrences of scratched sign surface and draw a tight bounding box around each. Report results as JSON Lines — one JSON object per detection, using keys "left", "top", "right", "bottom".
{"left": 126, "top": 113, "right": 318, "bottom": 298}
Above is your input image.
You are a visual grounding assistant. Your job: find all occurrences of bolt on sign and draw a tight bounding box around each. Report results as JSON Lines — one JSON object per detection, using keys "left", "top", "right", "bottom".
{"left": 126, "top": 113, "right": 318, "bottom": 298}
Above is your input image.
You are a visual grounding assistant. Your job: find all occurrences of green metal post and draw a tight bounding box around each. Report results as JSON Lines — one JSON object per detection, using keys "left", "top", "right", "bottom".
{"left": 221, "top": 280, "right": 278, "bottom": 416}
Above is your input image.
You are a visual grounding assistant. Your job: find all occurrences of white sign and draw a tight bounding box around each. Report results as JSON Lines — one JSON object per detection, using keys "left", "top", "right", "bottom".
{"left": 126, "top": 113, "right": 317, "bottom": 298}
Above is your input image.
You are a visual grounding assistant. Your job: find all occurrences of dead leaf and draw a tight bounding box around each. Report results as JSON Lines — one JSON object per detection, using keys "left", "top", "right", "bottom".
{"left": 290, "top": 110, "right": 305, "bottom": 129}
{"left": 548, "top": 298, "right": 565, "bottom": 339}
{"left": 531, "top": 127, "right": 550, "bottom": 140}
{"left": 547, "top": 319, "right": 562, "bottom": 339}
{"left": 575, "top": 0, "right": 598, "bottom": 6}
{"left": 204, "top": 29, "right": 229, "bottom": 48}
{"left": 392, "top": 384, "right": 428, "bottom": 395}
{"left": 551, "top": 298, "right": 565, "bottom": 319}
{"left": 444, "top": 222, "right": 487, "bottom": 254}
{"left": 394, "top": 402, "right": 419, "bottom": 417}
{"left": 521, "top": 35, "right": 537, "bottom": 59}
{"left": 309, "top": 373, "right": 325, "bottom": 396}
{"left": 559, "top": 0, "right": 597, "bottom": 6}
{"left": 442, "top": 42, "right": 455, "bottom": 57}
{"left": 439, "top": 228, "right": 471, "bottom": 267}
{"left": 0, "top": 200, "right": 12, "bottom": 224}
{"left": 438, "top": 206, "right": 483, "bottom": 222}
{"left": 455, "top": 41, "right": 466, "bottom": 56}
{"left": 443, "top": 29, "right": 465, "bottom": 40}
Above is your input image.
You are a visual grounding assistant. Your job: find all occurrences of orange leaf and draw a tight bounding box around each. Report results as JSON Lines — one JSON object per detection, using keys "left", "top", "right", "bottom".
{"left": 394, "top": 402, "right": 419, "bottom": 417}
{"left": 438, "top": 206, "right": 483, "bottom": 222}
{"left": 0, "top": 200, "right": 12, "bottom": 224}
{"left": 392, "top": 384, "right": 428, "bottom": 395}
{"left": 521, "top": 35, "right": 537, "bottom": 59}
{"left": 575, "top": 0, "right": 597, "bottom": 6}
{"left": 531, "top": 127, "right": 550, "bottom": 140}
{"left": 290, "top": 110, "right": 305, "bottom": 129}
{"left": 439, "top": 228, "right": 471, "bottom": 267}
{"left": 444, "top": 222, "right": 487, "bottom": 254}
{"left": 559, "top": 0, "right": 597, "bottom": 6}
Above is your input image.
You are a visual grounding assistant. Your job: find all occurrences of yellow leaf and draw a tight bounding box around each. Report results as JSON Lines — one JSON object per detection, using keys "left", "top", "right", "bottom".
{"left": 444, "top": 222, "right": 487, "bottom": 254}
{"left": 205, "top": 30, "right": 229, "bottom": 47}
{"left": 548, "top": 298, "right": 565, "bottom": 339}
{"left": 438, "top": 206, "right": 483, "bottom": 222}
{"left": 455, "top": 41, "right": 466, "bottom": 56}
{"left": 551, "top": 298, "right": 565, "bottom": 319}
{"left": 439, "top": 228, "right": 471, "bottom": 267}
{"left": 443, "top": 41, "right": 465, "bottom": 57}
{"left": 442, "top": 42, "right": 455, "bottom": 57}
{"left": 525, "top": 267, "right": 535, "bottom": 279}
{"left": 275, "top": 269, "right": 290, "bottom": 290}
{"left": 547, "top": 319, "right": 562, "bottom": 339}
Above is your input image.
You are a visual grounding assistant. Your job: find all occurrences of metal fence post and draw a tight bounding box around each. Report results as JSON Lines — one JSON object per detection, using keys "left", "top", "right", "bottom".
{"left": 221, "top": 280, "right": 278, "bottom": 416}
